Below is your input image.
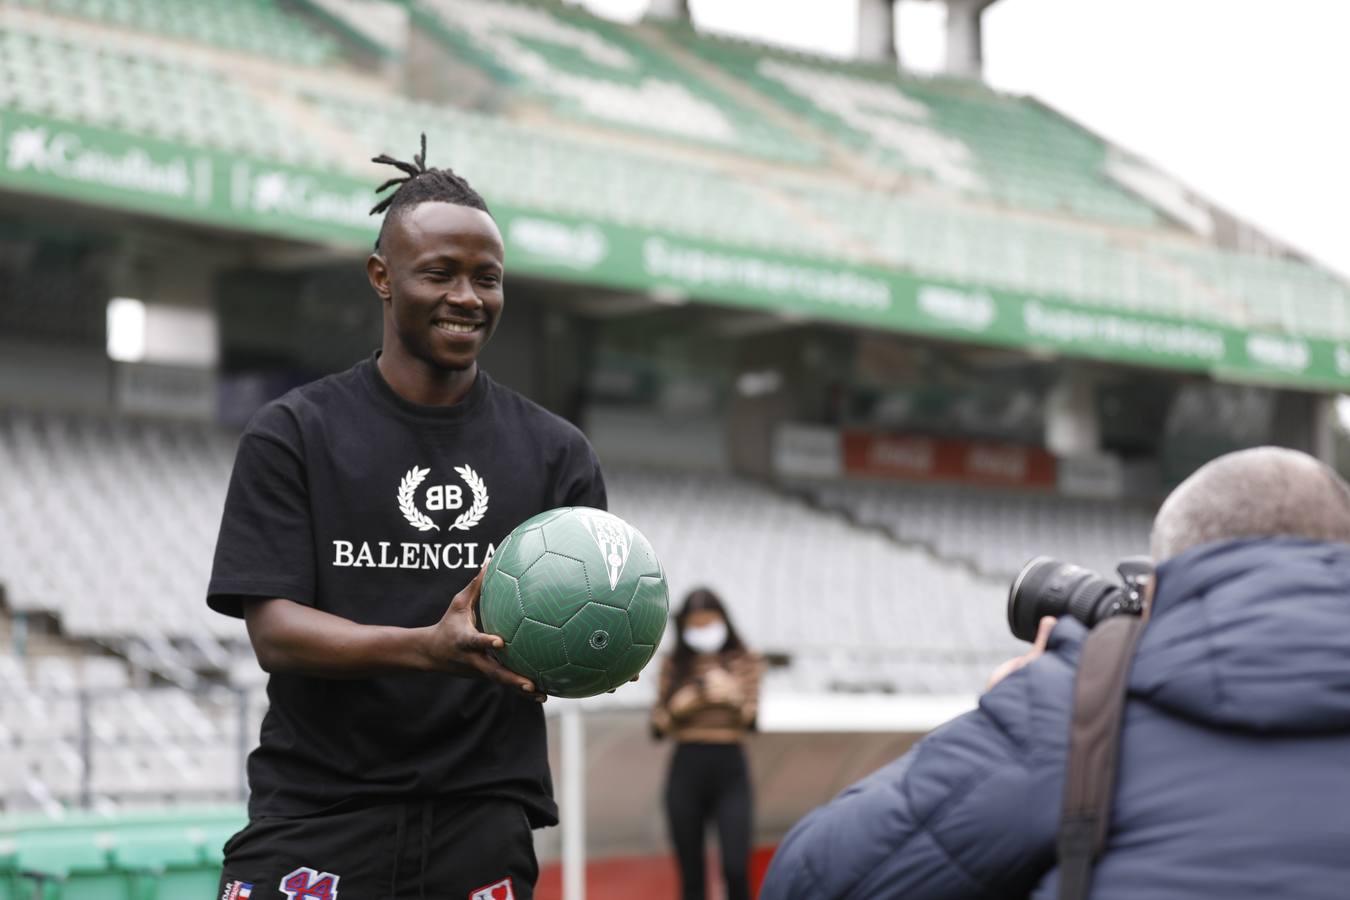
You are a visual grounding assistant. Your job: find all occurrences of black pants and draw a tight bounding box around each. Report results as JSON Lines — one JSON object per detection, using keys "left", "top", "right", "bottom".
{"left": 664, "top": 742, "right": 753, "bottom": 900}
{"left": 218, "top": 797, "right": 537, "bottom": 900}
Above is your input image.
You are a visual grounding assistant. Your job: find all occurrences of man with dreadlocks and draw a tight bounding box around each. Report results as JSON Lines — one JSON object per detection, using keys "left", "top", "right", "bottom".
{"left": 207, "top": 135, "right": 605, "bottom": 899}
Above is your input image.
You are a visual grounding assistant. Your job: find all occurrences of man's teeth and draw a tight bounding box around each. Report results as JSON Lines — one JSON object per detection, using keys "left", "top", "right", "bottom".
{"left": 435, "top": 321, "right": 480, "bottom": 334}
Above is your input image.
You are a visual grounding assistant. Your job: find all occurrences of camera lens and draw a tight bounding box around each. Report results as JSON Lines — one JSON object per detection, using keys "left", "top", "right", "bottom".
{"left": 1007, "top": 557, "right": 1124, "bottom": 641}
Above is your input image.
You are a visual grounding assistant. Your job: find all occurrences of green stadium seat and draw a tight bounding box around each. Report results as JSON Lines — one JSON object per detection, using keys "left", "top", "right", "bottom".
{"left": 0, "top": 838, "right": 20, "bottom": 900}
{"left": 15, "top": 831, "right": 125, "bottom": 900}
{"left": 411, "top": 0, "right": 814, "bottom": 163}
{"left": 0, "top": 811, "right": 245, "bottom": 900}
{"left": 20, "top": 0, "right": 339, "bottom": 67}
{"left": 199, "top": 819, "right": 243, "bottom": 867}
{"left": 0, "top": 24, "right": 336, "bottom": 165}
{"left": 112, "top": 829, "right": 218, "bottom": 900}
{"left": 665, "top": 24, "right": 1158, "bottom": 228}
{"left": 304, "top": 90, "right": 828, "bottom": 258}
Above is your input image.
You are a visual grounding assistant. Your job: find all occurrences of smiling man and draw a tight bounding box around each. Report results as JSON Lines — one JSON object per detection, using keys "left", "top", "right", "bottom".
{"left": 207, "top": 136, "right": 606, "bottom": 900}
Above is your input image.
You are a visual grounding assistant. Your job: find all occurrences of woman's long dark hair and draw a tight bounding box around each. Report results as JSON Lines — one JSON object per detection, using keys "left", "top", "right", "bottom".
{"left": 668, "top": 587, "right": 748, "bottom": 691}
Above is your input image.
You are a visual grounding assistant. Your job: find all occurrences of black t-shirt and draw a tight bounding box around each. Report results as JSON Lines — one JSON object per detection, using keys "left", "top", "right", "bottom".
{"left": 207, "top": 354, "right": 606, "bottom": 825}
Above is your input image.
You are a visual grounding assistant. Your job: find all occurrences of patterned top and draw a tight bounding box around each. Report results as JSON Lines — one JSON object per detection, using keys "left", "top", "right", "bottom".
{"left": 650, "top": 650, "right": 765, "bottom": 743}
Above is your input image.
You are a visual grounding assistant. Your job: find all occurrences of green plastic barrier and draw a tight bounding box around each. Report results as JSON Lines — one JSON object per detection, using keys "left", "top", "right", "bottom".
{"left": 113, "top": 829, "right": 217, "bottom": 900}
{"left": 0, "top": 837, "right": 20, "bottom": 900}
{"left": 1, "top": 807, "right": 246, "bottom": 900}
{"left": 15, "top": 831, "right": 123, "bottom": 900}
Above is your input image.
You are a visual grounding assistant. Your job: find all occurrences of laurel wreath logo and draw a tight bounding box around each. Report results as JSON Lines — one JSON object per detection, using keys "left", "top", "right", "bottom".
{"left": 397, "top": 464, "right": 489, "bottom": 533}
{"left": 448, "top": 464, "right": 489, "bottom": 532}
{"left": 398, "top": 466, "right": 439, "bottom": 532}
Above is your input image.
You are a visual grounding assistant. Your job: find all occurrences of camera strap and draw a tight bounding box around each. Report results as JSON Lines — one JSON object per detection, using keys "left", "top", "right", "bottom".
{"left": 1057, "top": 614, "right": 1146, "bottom": 900}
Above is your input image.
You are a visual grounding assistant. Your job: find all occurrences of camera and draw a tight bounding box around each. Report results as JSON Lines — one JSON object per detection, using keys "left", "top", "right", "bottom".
{"left": 1006, "top": 556, "right": 1152, "bottom": 642}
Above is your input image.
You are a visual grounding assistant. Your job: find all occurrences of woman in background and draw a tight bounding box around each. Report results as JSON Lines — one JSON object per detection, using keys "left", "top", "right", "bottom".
{"left": 651, "top": 588, "right": 764, "bottom": 900}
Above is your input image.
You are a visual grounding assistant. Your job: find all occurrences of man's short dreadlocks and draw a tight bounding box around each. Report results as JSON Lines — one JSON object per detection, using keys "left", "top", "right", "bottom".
{"left": 369, "top": 133, "right": 491, "bottom": 250}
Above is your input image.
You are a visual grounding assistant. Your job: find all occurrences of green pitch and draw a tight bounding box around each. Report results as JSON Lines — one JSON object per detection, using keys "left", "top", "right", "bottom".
{"left": 480, "top": 507, "right": 669, "bottom": 698}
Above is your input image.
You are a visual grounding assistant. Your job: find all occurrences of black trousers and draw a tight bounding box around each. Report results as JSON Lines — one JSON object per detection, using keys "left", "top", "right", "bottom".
{"left": 217, "top": 797, "right": 537, "bottom": 900}
{"left": 664, "top": 742, "right": 753, "bottom": 900}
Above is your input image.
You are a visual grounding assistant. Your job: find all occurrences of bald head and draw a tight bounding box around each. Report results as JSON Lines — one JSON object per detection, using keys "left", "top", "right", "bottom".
{"left": 1151, "top": 447, "right": 1350, "bottom": 561}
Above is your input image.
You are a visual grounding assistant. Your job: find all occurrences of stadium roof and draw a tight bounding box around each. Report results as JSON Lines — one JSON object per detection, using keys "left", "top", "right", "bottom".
{"left": 1, "top": 0, "right": 1348, "bottom": 389}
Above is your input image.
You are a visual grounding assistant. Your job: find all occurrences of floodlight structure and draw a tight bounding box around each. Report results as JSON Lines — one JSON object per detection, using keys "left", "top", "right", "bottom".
{"left": 857, "top": 0, "right": 1002, "bottom": 77}
{"left": 944, "top": 0, "right": 1000, "bottom": 78}
{"left": 647, "top": 0, "right": 691, "bottom": 23}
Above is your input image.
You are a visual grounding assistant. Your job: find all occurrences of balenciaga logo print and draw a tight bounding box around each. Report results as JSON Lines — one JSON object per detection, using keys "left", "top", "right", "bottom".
{"left": 330, "top": 464, "right": 495, "bottom": 571}
{"left": 582, "top": 511, "right": 633, "bottom": 591}
{"left": 398, "top": 464, "right": 488, "bottom": 532}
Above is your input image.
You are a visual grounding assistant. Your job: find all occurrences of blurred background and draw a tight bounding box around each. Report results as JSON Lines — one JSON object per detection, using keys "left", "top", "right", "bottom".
{"left": 0, "top": 0, "right": 1347, "bottom": 896}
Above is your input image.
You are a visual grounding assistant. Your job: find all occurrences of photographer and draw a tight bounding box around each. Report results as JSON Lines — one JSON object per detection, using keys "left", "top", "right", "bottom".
{"left": 761, "top": 447, "right": 1350, "bottom": 899}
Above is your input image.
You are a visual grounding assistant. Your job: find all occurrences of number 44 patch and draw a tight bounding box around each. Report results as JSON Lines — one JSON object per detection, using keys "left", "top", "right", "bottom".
{"left": 470, "top": 877, "right": 515, "bottom": 900}
{"left": 280, "top": 867, "right": 340, "bottom": 900}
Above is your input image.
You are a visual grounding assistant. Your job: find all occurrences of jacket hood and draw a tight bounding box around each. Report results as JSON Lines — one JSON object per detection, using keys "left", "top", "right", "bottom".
{"left": 1128, "top": 537, "right": 1350, "bottom": 733}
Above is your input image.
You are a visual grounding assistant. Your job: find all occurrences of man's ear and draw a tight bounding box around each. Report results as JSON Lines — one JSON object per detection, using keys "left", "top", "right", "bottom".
{"left": 366, "top": 252, "right": 392, "bottom": 302}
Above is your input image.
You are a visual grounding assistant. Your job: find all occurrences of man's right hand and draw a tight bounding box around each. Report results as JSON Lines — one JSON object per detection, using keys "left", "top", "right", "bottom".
{"left": 426, "top": 568, "right": 545, "bottom": 701}
{"left": 242, "top": 575, "right": 544, "bottom": 701}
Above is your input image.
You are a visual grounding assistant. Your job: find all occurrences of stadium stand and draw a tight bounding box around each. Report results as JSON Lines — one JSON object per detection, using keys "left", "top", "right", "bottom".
{"left": 0, "top": 804, "right": 245, "bottom": 897}
{"left": 0, "top": 409, "right": 242, "bottom": 682}
{"left": 800, "top": 479, "right": 1153, "bottom": 582}
{"left": 304, "top": 89, "right": 830, "bottom": 255}
{"left": 11, "top": 0, "right": 339, "bottom": 65}
{"left": 4, "top": 0, "right": 1346, "bottom": 341}
{"left": 1, "top": 644, "right": 259, "bottom": 810}
{"left": 302, "top": 90, "right": 1350, "bottom": 338}
{"left": 1157, "top": 243, "right": 1350, "bottom": 338}
{"left": 786, "top": 183, "right": 1195, "bottom": 316}
{"left": 665, "top": 24, "right": 1160, "bottom": 226}
{"left": 0, "top": 22, "right": 334, "bottom": 165}
{"left": 604, "top": 464, "right": 1023, "bottom": 693}
{"left": 2, "top": 1, "right": 1348, "bottom": 866}
{"left": 409, "top": 0, "right": 815, "bottom": 162}
{"left": 0, "top": 410, "right": 1030, "bottom": 694}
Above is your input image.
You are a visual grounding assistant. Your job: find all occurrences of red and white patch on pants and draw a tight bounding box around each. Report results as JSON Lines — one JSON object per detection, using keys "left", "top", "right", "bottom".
{"left": 469, "top": 877, "right": 515, "bottom": 900}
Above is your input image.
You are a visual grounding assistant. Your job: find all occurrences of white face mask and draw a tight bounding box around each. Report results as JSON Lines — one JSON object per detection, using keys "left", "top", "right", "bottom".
{"left": 683, "top": 621, "right": 728, "bottom": 654}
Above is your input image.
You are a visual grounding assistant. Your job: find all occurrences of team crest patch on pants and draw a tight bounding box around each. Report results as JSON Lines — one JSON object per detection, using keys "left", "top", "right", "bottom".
{"left": 470, "top": 877, "right": 515, "bottom": 900}
{"left": 221, "top": 881, "right": 253, "bottom": 900}
{"left": 280, "top": 867, "right": 340, "bottom": 900}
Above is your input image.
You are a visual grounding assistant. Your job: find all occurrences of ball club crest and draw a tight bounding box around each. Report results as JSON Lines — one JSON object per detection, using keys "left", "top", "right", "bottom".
{"left": 582, "top": 511, "right": 633, "bottom": 591}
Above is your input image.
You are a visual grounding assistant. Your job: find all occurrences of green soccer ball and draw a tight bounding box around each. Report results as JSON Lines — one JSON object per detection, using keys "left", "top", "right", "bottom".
{"left": 480, "top": 507, "right": 669, "bottom": 698}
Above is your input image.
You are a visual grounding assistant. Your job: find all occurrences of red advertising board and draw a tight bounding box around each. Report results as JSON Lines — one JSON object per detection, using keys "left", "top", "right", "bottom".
{"left": 841, "top": 431, "right": 1058, "bottom": 489}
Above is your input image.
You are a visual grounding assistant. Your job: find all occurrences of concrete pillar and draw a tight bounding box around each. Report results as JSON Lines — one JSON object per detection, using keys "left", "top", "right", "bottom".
{"left": 857, "top": 0, "right": 897, "bottom": 63}
{"left": 1045, "top": 367, "right": 1101, "bottom": 458}
{"left": 1312, "top": 393, "right": 1337, "bottom": 465}
{"left": 646, "top": 0, "right": 690, "bottom": 22}
{"left": 944, "top": 0, "right": 996, "bottom": 78}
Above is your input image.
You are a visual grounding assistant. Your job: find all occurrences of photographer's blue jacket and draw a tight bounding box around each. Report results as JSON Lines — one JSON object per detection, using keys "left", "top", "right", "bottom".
{"left": 761, "top": 538, "right": 1350, "bottom": 899}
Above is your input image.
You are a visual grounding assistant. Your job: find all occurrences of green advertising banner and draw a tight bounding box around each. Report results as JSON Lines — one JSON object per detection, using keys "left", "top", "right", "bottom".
{"left": 3, "top": 107, "right": 1348, "bottom": 391}
{"left": 499, "top": 212, "right": 1350, "bottom": 392}
{"left": 0, "top": 108, "right": 378, "bottom": 246}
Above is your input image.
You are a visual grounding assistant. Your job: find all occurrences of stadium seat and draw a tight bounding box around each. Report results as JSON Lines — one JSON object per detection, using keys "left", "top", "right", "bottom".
{"left": 0, "top": 839, "right": 19, "bottom": 900}
{"left": 111, "top": 828, "right": 217, "bottom": 900}
{"left": 20, "top": 0, "right": 339, "bottom": 66}
{"left": 0, "top": 24, "right": 336, "bottom": 165}
{"left": 14, "top": 830, "right": 121, "bottom": 900}
{"left": 605, "top": 464, "right": 1022, "bottom": 694}
{"left": 411, "top": 0, "right": 813, "bottom": 162}
{"left": 801, "top": 479, "right": 1153, "bottom": 582}
{"left": 664, "top": 24, "right": 1158, "bottom": 227}
{"left": 0, "top": 410, "right": 243, "bottom": 648}
{"left": 304, "top": 90, "right": 829, "bottom": 257}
